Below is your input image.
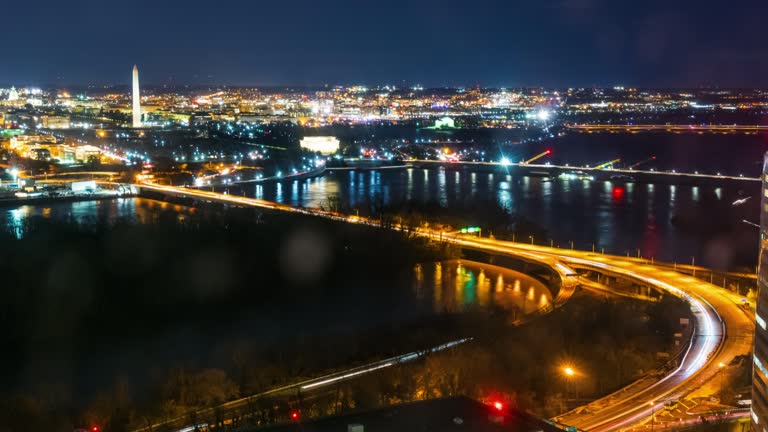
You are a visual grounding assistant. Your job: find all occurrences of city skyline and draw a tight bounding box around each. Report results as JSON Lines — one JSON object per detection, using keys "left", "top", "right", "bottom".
{"left": 3, "top": 0, "right": 767, "bottom": 88}
{"left": 0, "top": 1, "right": 764, "bottom": 431}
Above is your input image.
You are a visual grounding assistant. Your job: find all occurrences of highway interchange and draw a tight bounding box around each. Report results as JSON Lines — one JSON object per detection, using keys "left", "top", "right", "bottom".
{"left": 135, "top": 181, "right": 755, "bottom": 432}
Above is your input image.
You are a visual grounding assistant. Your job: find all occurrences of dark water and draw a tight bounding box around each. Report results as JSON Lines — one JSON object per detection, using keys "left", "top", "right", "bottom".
{"left": 247, "top": 168, "right": 759, "bottom": 267}
{"left": 517, "top": 132, "right": 768, "bottom": 176}
{"left": 414, "top": 260, "right": 552, "bottom": 316}
{"left": 1, "top": 170, "right": 760, "bottom": 268}
{"left": 2, "top": 133, "right": 764, "bottom": 267}
{"left": 0, "top": 198, "right": 197, "bottom": 237}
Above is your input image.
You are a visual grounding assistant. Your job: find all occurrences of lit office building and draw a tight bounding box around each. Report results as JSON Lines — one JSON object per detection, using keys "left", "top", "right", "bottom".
{"left": 753, "top": 151, "right": 768, "bottom": 431}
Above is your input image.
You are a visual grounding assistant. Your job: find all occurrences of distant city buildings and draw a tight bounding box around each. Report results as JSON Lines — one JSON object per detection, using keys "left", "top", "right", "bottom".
{"left": 0, "top": 84, "right": 766, "bottom": 169}
{"left": 0, "top": 84, "right": 765, "bottom": 134}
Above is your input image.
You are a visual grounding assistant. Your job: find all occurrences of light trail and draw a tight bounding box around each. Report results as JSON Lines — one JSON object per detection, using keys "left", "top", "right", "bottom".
{"left": 301, "top": 363, "right": 395, "bottom": 390}
{"left": 133, "top": 337, "right": 472, "bottom": 432}
{"left": 133, "top": 181, "right": 753, "bottom": 432}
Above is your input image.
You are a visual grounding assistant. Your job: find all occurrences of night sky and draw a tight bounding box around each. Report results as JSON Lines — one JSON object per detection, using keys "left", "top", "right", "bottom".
{"left": 3, "top": 0, "right": 766, "bottom": 87}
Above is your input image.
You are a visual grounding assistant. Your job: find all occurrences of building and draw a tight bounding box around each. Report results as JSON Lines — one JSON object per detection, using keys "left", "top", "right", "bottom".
{"left": 74, "top": 145, "right": 102, "bottom": 162}
{"left": 41, "top": 115, "right": 71, "bottom": 129}
{"left": 132, "top": 65, "right": 141, "bottom": 128}
{"left": 300, "top": 136, "right": 340, "bottom": 155}
{"left": 753, "top": 151, "right": 768, "bottom": 431}
{"left": 252, "top": 397, "right": 560, "bottom": 432}
{"left": 9, "top": 134, "right": 57, "bottom": 150}
{"left": 29, "top": 148, "right": 52, "bottom": 161}
{"left": 7, "top": 87, "right": 18, "bottom": 101}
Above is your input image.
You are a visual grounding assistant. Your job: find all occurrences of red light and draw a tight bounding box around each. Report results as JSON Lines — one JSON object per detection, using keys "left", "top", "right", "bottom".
{"left": 493, "top": 401, "right": 503, "bottom": 411}
{"left": 545, "top": 149, "right": 552, "bottom": 154}
{"left": 612, "top": 186, "right": 625, "bottom": 201}
{"left": 91, "top": 426, "right": 99, "bottom": 432}
{"left": 290, "top": 411, "right": 300, "bottom": 421}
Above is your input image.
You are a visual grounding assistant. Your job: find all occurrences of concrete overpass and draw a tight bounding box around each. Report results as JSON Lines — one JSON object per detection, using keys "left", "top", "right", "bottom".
{"left": 135, "top": 181, "right": 754, "bottom": 432}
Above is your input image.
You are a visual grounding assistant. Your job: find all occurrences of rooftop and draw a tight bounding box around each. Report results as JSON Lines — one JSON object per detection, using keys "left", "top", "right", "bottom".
{"left": 255, "top": 397, "right": 560, "bottom": 432}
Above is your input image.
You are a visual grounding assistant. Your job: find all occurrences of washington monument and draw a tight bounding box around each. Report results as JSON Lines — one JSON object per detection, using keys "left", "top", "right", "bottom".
{"left": 132, "top": 65, "right": 141, "bottom": 128}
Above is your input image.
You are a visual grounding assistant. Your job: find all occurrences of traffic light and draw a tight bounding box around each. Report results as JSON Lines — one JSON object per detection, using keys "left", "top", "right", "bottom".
{"left": 493, "top": 401, "right": 504, "bottom": 411}
{"left": 290, "top": 410, "right": 300, "bottom": 421}
{"left": 91, "top": 426, "right": 100, "bottom": 432}
{"left": 460, "top": 226, "right": 481, "bottom": 234}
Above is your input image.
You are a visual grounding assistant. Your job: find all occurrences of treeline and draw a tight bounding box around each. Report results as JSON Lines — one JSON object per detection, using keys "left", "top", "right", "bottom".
{"left": 0, "top": 206, "right": 460, "bottom": 431}
{"left": 320, "top": 195, "right": 548, "bottom": 242}
{"left": 285, "top": 293, "right": 691, "bottom": 421}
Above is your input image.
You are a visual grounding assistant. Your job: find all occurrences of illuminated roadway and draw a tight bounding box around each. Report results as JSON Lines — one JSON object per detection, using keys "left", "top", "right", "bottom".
{"left": 136, "top": 182, "right": 754, "bottom": 432}
{"left": 461, "top": 238, "right": 754, "bottom": 432}
{"left": 133, "top": 339, "right": 473, "bottom": 432}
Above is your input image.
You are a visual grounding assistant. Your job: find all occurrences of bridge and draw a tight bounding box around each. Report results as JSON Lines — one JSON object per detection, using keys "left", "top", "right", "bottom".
{"left": 568, "top": 124, "right": 768, "bottom": 134}
{"left": 135, "top": 181, "right": 754, "bottom": 432}
{"left": 405, "top": 159, "right": 759, "bottom": 185}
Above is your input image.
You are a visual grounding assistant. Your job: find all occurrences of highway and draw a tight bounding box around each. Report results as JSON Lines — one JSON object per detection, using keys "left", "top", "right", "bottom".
{"left": 133, "top": 339, "right": 472, "bottom": 432}
{"left": 458, "top": 238, "right": 754, "bottom": 431}
{"left": 135, "top": 181, "right": 754, "bottom": 432}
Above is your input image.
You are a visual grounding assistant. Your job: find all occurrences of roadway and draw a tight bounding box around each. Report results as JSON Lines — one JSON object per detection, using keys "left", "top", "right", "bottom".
{"left": 134, "top": 181, "right": 754, "bottom": 432}
{"left": 406, "top": 159, "right": 759, "bottom": 183}
{"left": 567, "top": 124, "right": 768, "bottom": 133}
{"left": 135, "top": 339, "right": 471, "bottom": 432}
{"left": 456, "top": 237, "right": 754, "bottom": 431}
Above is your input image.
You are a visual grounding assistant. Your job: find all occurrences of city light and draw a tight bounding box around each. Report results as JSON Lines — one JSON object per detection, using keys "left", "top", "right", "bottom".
{"left": 1, "top": 28, "right": 763, "bottom": 432}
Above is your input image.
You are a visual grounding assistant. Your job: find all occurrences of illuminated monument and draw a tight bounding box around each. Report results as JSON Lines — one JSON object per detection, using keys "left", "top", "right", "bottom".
{"left": 132, "top": 65, "right": 141, "bottom": 128}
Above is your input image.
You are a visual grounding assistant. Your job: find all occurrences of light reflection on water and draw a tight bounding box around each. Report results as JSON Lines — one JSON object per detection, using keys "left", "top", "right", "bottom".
{"left": 0, "top": 198, "right": 194, "bottom": 238}
{"left": 2, "top": 167, "right": 757, "bottom": 264}
{"left": 250, "top": 168, "right": 752, "bottom": 262}
{"left": 414, "top": 260, "right": 551, "bottom": 316}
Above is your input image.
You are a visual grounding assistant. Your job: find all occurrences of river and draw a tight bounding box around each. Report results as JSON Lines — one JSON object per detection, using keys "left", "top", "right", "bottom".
{"left": 2, "top": 132, "right": 763, "bottom": 268}
{"left": 248, "top": 168, "right": 759, "bottom": 267}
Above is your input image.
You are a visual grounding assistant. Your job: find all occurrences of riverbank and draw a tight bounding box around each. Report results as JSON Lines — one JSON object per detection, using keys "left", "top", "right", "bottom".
{"left": 0, "top": 190, "right": 135, "bottom": 208}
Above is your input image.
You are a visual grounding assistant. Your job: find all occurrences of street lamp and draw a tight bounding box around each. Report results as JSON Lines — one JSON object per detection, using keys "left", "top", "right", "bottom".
{"left": 529, "top": 235, "right": 534, "bottom": 245}
{"left": 649, "top": 401, "right": 656, "bottom": 432}
{"left": 561, "top": 366, "right": 578, "bottom": 404}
